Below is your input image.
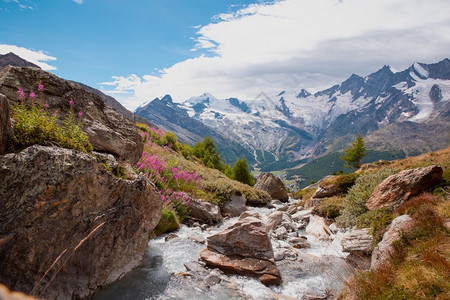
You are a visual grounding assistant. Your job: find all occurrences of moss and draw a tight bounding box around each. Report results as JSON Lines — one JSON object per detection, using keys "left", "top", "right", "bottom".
{"left": 153, "top": 207, "right": 180, "bottom": 236}
{"left": 103, "top": 163, "right": 127, "bottom": 179}
{"left": 241, "top": 187, "right": 271, "bottom": 206}
{"left": 292, "top": 187, "right": 316, "bottom": 200}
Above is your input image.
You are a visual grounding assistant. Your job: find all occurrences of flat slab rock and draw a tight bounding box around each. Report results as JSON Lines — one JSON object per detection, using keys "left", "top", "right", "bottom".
{"left": 200, "top": 249, "right": 281, "bottom": 286}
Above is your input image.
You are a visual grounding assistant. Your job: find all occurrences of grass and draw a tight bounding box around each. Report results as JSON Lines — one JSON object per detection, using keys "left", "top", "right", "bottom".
{"left": 339, "top": 147, "right": 450, "bottom": 299}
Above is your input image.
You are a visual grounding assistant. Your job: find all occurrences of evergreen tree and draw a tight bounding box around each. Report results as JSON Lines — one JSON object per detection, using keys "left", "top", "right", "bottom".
{"left": 231, "top": 156, "right": 255, "bottom": 186}
{"left": 340, "top": 133, "right": 368, "bottom": 169}
{"left": 192, "top": 136, "right": 223, "bottom": 171}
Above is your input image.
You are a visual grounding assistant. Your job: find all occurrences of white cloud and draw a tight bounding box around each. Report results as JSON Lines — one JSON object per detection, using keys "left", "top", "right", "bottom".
{"left": 72, "top": 0, "right": 83, "bottom": 4}
{"left": 102, "top": 0, "right": 450, "bottom": 111}
{"left": 0, "top": 44, "right": 57, "bottom": 70}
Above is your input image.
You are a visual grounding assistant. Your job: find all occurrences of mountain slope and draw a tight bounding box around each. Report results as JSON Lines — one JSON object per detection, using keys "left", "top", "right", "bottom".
{"left": 0, "top": 52, "right": 40, "bottom": 69}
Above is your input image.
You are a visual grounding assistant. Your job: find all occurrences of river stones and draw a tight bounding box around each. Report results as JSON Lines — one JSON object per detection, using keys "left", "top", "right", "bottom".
{"left": 200, "top": 215, "right": 282, "bottom": 286}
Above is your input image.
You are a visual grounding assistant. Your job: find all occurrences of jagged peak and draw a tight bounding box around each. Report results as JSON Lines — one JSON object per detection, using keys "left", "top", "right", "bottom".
{"left": 296, "top": 89, "right": 311, "bottom": 98}
{"left": 161, "top": 94, "right": 173, "bottom": 103}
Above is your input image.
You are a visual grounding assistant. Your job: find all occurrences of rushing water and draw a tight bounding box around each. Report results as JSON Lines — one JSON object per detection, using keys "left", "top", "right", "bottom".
{"left": 93, "top": 200, "right": 352, "bottom": 300}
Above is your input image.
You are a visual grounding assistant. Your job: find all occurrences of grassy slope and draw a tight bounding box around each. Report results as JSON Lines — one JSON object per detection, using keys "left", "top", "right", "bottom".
{"left": 336, "top": 147, "right": 450, "bottom": 299}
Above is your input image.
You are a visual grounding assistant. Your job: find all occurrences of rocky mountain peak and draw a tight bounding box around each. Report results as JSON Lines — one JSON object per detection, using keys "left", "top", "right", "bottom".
{"left": 0, "top": 52, "right": 40, "bottom": 69}
{"left": 296, "top": 89, "right": 311, "bottom": 98}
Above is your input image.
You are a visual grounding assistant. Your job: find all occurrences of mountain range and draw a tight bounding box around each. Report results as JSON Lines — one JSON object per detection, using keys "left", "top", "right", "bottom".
{"left": 136, "top": 58, "right": 449, "bottom": 174}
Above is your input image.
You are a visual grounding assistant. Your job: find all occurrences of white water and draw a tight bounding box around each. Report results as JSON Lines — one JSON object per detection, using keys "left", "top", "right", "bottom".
{"left": 93, "top": 201, "right": 352, "bottom": 299}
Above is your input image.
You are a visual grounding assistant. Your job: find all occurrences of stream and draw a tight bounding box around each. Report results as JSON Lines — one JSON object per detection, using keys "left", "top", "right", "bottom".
{"left": 93, "top": 201, "right": 352, "bottom": 300}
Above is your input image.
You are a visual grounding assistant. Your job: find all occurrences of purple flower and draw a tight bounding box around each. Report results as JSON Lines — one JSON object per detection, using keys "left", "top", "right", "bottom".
{"left": 69, "top": 100, "right": 74, "bottom": 106}
{"left": 17, "top": 88, "right": 25, "bottom": 99}
{"left": 29, "top": 92, "right": 36, "bottom": 99}
{"left": 44, "top": 103, "right": 49, "bottom": 109}
{"left": 38, "top": 84, "right": 44, "bottom": 92}
{"left": 78, "top": 111, "right": 83, "bottom": 118}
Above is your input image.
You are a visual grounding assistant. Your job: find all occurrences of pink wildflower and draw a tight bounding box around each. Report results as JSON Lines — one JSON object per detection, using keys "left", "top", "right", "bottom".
{"left": 44, "top": 103, "right": 49, "bottom": 109}
{"left": 78, "top": 111, "right": 83, "bottom": 118}
{"left": 29, "top": 92, "right": 36, "bottom": 99}
{"left": 38, "top": 84, "right": 44, "bottom": 92}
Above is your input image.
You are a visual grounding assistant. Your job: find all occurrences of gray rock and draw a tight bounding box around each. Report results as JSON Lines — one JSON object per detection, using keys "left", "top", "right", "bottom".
{"left": 165, "top": 233, "right": 179, "bottom": 242}
{"left": 188, "top": 197, "right": 222, "bottom": 225}
{"left": 341, "top": 228, "right": 373, "bottom": 255}
{"left": 184, "top": 261, "right": 208, "bottom": 274}
{"left": 0, "top": 94, "right": 12, "bottom": 153}
{"left": 0, "top": 66, "right": 143, "bottom": 164}
{"left": 254, "top": 173, "right": 289, "bottom": 202}
{"left": 0, "top": 145, "right": 162, "bottom": 299}
{"left": 221, "top": 193, "right": 248, "bottom": 218}
{"left": 265, "top": 211, "right": 284, "bottom": 231}
{"left": 292, "top": 209, "right": 312, "bottom": 222}
{"left": 189, "top": 235, "right": 206, "bottom": 244}
{"left": 371, "top": 215, "right": 415, "bottom": 270}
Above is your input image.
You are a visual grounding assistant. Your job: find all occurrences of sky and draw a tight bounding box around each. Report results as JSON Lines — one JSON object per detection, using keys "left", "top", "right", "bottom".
{"left": 1, "top": 0, "right": 450, "bottom": 110}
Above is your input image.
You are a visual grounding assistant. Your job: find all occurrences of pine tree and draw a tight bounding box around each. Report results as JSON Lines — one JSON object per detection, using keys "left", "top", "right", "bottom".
{"left": 192, "top": 137, "right": 224, "bottom": 171}
{"left": 340, "top": 133, "right": 368, "bottom": 169}
{"left": 231, "top": 156, "right": 255, "bottom": 186}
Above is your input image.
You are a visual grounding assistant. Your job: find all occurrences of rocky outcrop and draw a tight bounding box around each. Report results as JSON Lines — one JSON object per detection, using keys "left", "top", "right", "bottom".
{"left": 254, "top": 172, "right": 289, "bottom": 202}
{"left": 0, "top": 145, "right": 162, "bottom": 299}
{"left": 188, "top": 197, "right": 222, "bottom": 225}
{"left": 366, "top": 166, "right": 443, "bottom": 210}
{"left": 341, "top": 229, "right": 373, "bottom": 255}
{"left": 371, "top": 215, "right": 415, "bottom": 270}
{"left": 0, "top": 66, "right": 143, "bottom": 164}
{"left": 200, "top": 215, "right": 281, "bottom": 285}
{"left": 312, "top": 175, "right": 340, "bottom": 198}
{"left": 0, "top": 93, "right": 12, "bottom": 153}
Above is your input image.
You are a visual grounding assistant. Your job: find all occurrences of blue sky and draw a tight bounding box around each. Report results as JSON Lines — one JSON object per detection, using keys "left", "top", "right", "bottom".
{"left": 1, "top": 0, "right": 450, "bottom": 110}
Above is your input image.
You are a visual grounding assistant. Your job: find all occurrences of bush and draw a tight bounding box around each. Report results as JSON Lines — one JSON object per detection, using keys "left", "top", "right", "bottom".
{"left": 334, "top": 173, "right": 358, "bottom": 194}
{"left": 356, "top": 208, "right": 394, "bottom": 245}
{"left": 313, "top": 197, "right": 344, "bottom": 219}
{"left": 11, "top": 104, "right": 93, "bottom": 153}
{"left": 231, "top": 156, "right": 255, "bottom": 186}
{"left": 153, "top": 207, "right": 180, "bottom": 236}
{"left": 336, "top": 168, "right": 397, "bottom": 228}
{"left": 293, "top": 187, "right": 316, "bottom": 200}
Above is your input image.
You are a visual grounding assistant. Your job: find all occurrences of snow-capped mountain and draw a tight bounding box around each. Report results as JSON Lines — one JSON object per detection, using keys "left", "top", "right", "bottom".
{"left": 136, "top": 58, "right": 450, "bottom": 168}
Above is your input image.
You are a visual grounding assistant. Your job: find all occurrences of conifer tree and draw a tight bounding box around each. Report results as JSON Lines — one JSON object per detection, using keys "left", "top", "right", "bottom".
{"left": 340, "top": 133, "right": 368, "bottom": 169}
{"left": 231, "top": 156, "right": 255, "bottom": 186}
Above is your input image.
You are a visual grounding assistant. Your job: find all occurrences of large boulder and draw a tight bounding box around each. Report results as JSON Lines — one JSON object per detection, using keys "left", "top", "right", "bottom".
{"left": 371, "top": 215, "right": 415, "bottom": 270}
{"left": 254, "top": 172, "right": 289, "bottom": 202}
{"left": 200, "top": 215, "right": 281, "bottom": 285}
{"left": 220, "top": 192, "right": 248, "bottom": 217}
{"left": 0, "top": 145, "right": 162, "bottom": 299}
{"left": 188, "top": 197, "right": 222, "bottom": 225}
{"left": 0, "top": 93, "right": 12, "bottom": 153}
{"left": 0, "top": 66, "right": 143, "bottom": 164}
{"left": 366, "top": 166, "right": 443, "bottom": 210}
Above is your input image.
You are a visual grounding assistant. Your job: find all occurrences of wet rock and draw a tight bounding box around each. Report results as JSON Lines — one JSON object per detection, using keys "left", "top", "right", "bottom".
{"left": 238, "top": 210, "right": 262, "bottom": 220}
{"left": 184, "top": 261, "right": 208, "bottom": 275}
{"left": 206, "top": 216, "right": 274, "bottom": 260}
{"left": 287, "top": 205, "right": 298, "bottom": 215}
{"left": 0, "top": 145, "right": 162, "bottom": 299}
{"left": 204, "top": 269, "right": 222, "bottom": 287}
{"left": 254, "top": 172, "right": 289, "bottom": 202}
{"left": 221, "top": 192, "right": 248, "bottom": 218}
{"left": 0, "top": 66, "right": 143, "bottom": 164}
{"left": 292, "top": 240, "right": 311, "bottom": 249}
{"left": 280, "top": 213, "right": 298, "bottom": 232}
{"left": 291, "top": 209, "right": 312, "bottom": 222}
{"left": 371, "top": 215, "right": 415, "bottom": 270}
{"left": 265, "top": 211, "right": 284, "bottom": 231}
{"left": 272, "top": 200, "right": 284, "bottom": 206}
{"left": 190, "top": 235, "right": 206, "bottom": 244}
{"left": 304, "top": 198, "right": 323, "bottom": 209}
{"left": 366, "top": 166, "right": 443, "bottom": 210}
{"left": 188, "top": 197, "right": 222, "bottom": 225}
{"left": 305, "top": 215, "right": 331, "bottom": 238}
{"left": 165, "top": 233, "right": 179, "bottom": 242}
{"left": 275, "top": 226, "right": 288, "bottom": 239}
{"left": 0, "top": 94, "right": 12, "bottom": 153}
{"left": 329, "top": 223, "right": 339, "bottom": 234}
{"left": 200, "top": 215, "right": 281, "bottom": 285}
{"left": 200, "top": 249, "right": 282, "bottom": 286}
{"left": 341, "top": 229, "right": 373, "bottom": 255}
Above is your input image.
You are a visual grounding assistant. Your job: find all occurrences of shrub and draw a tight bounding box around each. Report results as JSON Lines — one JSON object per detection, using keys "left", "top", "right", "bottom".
{"left": 336, "top": 168, "right": 397, "bottom": 228}
{"left": 231, "top": 156, "right": 255, "bottom": 186}
{"left": 153, "top": 207, "right": 180, "bottom": 236}
{"left": 104, "top": 163, "right": 127, "bottom": 179}
{"left": 356, "top": 208, "right": 394, "bottom": 245}
{"left": 313, "top": 197, "right": 344, "bottom": 219}
{"left": 333, "top": 172, "right": 358, "bottom": 194}
{"left": 11, "top": 99, "right": 92, "bottom": 153}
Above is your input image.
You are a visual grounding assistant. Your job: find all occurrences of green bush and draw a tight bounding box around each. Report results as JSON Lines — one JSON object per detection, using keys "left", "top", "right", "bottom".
{"left": 292, "top": 187, "right": 316, "bottom": 200}
{"left": 336, "top": 168, "right": 397, "bottom": 227}
{"left": 231, "top": 156, "right": 255, "bottom": 186}
{"left": 313, "top": 197, "right": 344, "bottom": 219}
{"left": 11, "top": 104, "right": 93, "bottom": 153}
{"left": 334, "top": 172, "right": 358, "bottom": 193}
{"left": 357, "top": 208, "right": 394, "bottom": 245}
{"left": 153, "top": 207, "right": 180, "bottom": 236}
